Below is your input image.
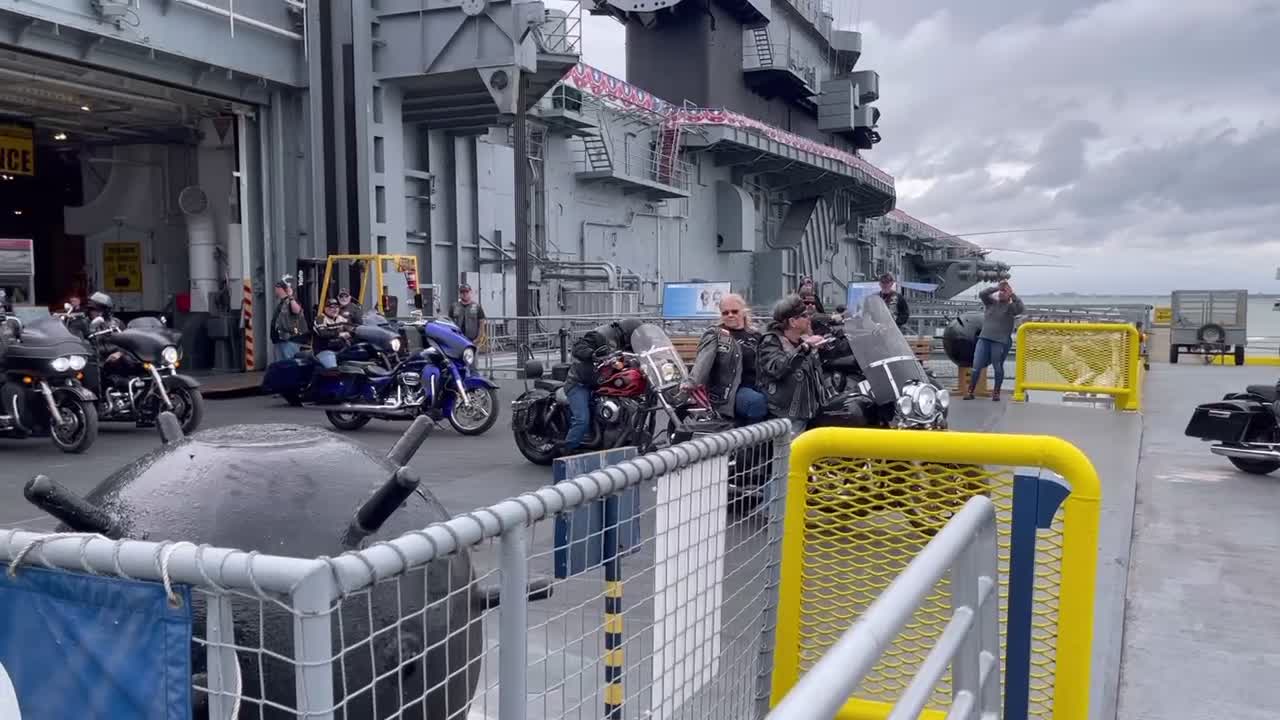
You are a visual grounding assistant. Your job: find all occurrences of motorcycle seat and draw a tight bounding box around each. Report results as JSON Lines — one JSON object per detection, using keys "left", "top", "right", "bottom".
{"left": 337, "top": 362, "right": 390, "bottom": 377}
{"left": 1246, "top": 384, "right": 1277, "bottom": 402}
{"left": 534, "top": 379, "right": 563, "bottom": 392}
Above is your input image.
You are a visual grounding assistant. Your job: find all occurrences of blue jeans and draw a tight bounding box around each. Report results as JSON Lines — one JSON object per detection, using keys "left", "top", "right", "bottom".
{"left": 970, "top": 337, "right": 1010, "bottom": 393}
{"left": 274, "top": 341, "right": 300, "bottom": 361}
{"left": 316, "top": 350, "right": 338, "bottom": 369}
{"left": 564, "top": 385, "right": 592, "bottom": 451}
{"left": 734, "top": 386, "right": 769, "bottom": 423}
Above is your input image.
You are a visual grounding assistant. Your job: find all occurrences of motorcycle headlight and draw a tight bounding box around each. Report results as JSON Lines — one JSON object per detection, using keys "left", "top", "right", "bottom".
{"left": 915, "top": 384, "right": 938, "bottom": 417}
{"left": 896, "top": 395, "right": 913, "bottom": 416}
{"left": 660, "top": 361, "right": 679, "bottom": 383}
{"left": 937, "top": 387, "right": 950, "bottom": 410}
{"left": 462, "top": 347, "right": 476, "bottom": 366}
{"left": 51, "top": 356, "right": 71, "bottom": 372}
{"left": 161, "top": 346, "right": 180, "bottom": 365}
{"left": 69, "top": 355, "right": 88, "bottom": 371}
{"left": 390, "top": 337, "right": 403, "bottom": 353}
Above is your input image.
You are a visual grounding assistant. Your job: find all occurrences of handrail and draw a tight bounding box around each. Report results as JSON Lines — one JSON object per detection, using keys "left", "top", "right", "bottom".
{"left": 766, "top": 496, "right": 1002, "bottom": 720}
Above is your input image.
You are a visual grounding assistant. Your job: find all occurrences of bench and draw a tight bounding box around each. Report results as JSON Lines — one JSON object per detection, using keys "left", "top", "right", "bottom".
{"left": 672, "top": 335, "right": 934, "bottom": 368}
{"left": 671, "top": 335, "right": 702, "bottom": 368}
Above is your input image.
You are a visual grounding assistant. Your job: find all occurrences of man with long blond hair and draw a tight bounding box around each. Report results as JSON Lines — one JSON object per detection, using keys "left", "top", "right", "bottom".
{"left": 688, "top": 293, "right": 768, "bottom": 422}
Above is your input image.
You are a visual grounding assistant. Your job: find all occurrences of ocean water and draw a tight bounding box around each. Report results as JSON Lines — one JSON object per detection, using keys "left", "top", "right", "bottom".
{"left": 1020, "top": 295, "right": 1280, "bottom": 340}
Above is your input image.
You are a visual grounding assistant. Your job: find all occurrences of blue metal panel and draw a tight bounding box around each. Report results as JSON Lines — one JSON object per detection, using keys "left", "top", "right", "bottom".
{"left": 1004, "top": 470, "right": 1072, "bottom": 720}
{"left": 553, "top": 447, "right": 644, "bottom": 578}
{"left": 0, "top": 567, "right": 193, "bottom": 720}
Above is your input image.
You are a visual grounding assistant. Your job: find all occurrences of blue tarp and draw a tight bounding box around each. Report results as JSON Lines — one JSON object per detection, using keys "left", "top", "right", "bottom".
{"left": 0, "top": 566, "right": 193, "bottom": 720}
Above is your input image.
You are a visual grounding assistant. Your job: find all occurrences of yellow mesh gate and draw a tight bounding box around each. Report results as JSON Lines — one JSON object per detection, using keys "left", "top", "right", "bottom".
{"left": 771, "top": 428, "right": 1102, "bottom": 720}
{"left": 1013, "top": 322, "right": 1142, "bottom": 411}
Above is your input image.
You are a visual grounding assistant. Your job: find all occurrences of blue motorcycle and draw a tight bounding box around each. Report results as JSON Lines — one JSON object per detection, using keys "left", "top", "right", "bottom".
{"left": 319, "top": 314, "right": 501, "bottom": 434}
{"left": 260, "top": 315, "right": 396, "bottom": 407}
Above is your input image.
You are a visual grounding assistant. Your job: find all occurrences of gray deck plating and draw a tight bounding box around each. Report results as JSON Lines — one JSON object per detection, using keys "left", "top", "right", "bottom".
{"left": 1115, "top": 365, "right": 1280, "bottom": 720}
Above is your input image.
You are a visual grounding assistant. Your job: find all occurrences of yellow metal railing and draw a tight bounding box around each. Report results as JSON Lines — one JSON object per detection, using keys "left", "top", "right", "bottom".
{"left": 771, "top": 428, "right": 1102, "bottom": 720}
{"left": 1013, "top": 321, "right": 1142, "bottom": 411}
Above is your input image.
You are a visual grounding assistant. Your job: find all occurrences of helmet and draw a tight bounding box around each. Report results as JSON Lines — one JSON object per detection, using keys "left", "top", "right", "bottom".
{"left": 616, "top": 318, "right": 643, "bottom": 338}
{"left": 87, "top": 291, "right": 113, "bottom": 313}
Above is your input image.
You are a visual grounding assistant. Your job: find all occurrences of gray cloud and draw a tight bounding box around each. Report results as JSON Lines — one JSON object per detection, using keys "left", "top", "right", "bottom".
{"left": 582, "top": 0, "right": 1280, "bottom": 292}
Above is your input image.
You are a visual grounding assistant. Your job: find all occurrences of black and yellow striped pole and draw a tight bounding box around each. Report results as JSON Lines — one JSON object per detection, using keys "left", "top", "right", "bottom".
{"left": 602, "top": 493, "right": 624, "bottom": 719}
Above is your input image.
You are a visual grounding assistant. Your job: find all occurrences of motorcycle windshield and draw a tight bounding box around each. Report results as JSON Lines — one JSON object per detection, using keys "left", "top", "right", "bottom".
{"left": 126, "top": 316, "right": 166, "bottom": 330}
{"left": 631, "top": 323, "right": 688, "bottom": 389}
{"left": 843, "top": 294, "right": 927, "bottom": 403}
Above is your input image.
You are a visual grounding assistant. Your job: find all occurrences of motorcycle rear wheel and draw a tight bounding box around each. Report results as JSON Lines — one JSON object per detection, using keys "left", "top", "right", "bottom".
{"left": 326, "top": 411, "right": 372, "bottom": 431}
{"left": 1228, "top": 456, "right": 1280, "bottom": 475}
{"left": 514, "top": 428, "right": 557, "bottom": 465}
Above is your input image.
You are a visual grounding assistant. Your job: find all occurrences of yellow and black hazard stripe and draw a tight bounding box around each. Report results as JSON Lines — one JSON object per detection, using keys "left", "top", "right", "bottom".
{"left": 603, "top": 575, "right": 623, "bottom": 719}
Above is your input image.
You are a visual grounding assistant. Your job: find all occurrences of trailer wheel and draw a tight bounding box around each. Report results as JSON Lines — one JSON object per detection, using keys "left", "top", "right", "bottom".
{"left": 1235, "top": 346, "right": 1246, "bottom": 366}
{"left": 1169, "top": 345, "right": 1179, "bottom": 364}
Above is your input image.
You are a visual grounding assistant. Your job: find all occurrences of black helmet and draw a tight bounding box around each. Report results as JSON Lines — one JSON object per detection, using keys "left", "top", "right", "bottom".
{"left": 87, "top": 291, "right": 113, "bottom": 313}
{"left": 616, "top": 318, "right": 644, "bottom": 337}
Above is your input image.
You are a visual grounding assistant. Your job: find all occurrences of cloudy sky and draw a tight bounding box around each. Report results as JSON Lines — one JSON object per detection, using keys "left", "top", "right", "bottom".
{"left": 580, "top": 0, "right": 1280, "bottom": 294}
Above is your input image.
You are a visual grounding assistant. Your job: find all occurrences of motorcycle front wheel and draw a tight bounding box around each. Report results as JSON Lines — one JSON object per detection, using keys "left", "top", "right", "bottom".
{"left": 166, "top": 384, "right": 205, "bottom": 434}
{"left": 449, "top": 387, "right": 500, "bottom": 436}
{"left": 49, "top": 394, "right": 99, "bottom": 454}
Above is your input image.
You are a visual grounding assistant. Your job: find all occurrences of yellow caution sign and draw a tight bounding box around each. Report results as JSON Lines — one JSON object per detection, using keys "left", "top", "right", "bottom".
{"left": 103, "top": 242, "right": 144, "bottom": 293}
{"left": 0, "top": 123, "right": 35, "bottom": 176}
{"left": 1153, "top": 306, "right": 1172, "bottom": 326}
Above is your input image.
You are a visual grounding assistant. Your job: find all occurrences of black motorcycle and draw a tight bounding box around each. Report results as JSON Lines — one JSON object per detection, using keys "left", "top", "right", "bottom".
{"left": 77, "top": 314, "right": 205, "bottom": 433}
{"left": 1185, "top": 383, "right": 1280, "bottom": 475}
{"left": 0, "top": 314, "right": 100, "bottom": 453}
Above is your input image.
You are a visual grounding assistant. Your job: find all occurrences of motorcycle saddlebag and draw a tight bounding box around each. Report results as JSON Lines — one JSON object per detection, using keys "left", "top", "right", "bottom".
{"left": 1184, "top": 400, "right": 1267, "bottom": 443}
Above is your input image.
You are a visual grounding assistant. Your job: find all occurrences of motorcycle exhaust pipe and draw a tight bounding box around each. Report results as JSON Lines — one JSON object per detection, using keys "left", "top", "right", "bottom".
{"left": 1211, "top": 445, "right": 1280, "bottom": 461}
{"left": 319, "top": 402, "right": 412, "bottom": 418}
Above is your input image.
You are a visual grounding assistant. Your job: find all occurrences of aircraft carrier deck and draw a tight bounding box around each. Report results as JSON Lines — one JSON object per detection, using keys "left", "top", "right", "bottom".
{"left": 0, "top": 363, "right": 1274, "bottom": 719}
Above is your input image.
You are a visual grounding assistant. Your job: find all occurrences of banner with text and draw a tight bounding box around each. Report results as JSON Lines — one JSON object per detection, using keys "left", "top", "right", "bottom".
{"left": 0, "top": 123, "right": 35, "bottom": 177}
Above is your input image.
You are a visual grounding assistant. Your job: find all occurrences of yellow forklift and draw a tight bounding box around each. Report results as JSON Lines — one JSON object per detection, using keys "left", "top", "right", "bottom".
{"left": 291, "top": 254, "right": 427, "bottom": 326}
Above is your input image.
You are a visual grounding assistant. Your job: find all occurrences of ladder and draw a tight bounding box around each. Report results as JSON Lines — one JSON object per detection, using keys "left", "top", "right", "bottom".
{"left": 655, "top": 120, "right": 682, "bottom": 186}
{"left": 751, "top": 26, "right": 773, "bottom": 67}
{"left": 580, "top": 133, "right": 612, "bottom": 173}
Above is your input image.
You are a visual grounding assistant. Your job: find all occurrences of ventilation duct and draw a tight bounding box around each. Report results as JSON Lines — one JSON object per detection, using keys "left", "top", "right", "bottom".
{"left": 180, "top": 186, "right": 217, "bottom": 313}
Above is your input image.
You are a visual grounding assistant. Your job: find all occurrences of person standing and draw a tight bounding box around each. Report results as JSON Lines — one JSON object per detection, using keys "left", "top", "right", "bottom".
{"left": 271, "top": 280, "right": 306, "bottom": 361}
{"left": 448, "top": 283, "right": 487, "bottom": 342}
{"left": 877, "top": 272, "right": 911, "bottom": 328}
{"left": 688, "top": 293, "right": 767, "bottom": 423}
{"left": 965, "top": 279, "right": 1025, "bottom": 401}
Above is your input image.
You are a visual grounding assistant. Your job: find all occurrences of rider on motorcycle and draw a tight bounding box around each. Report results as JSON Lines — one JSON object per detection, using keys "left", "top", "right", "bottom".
{"left": 312, "top": 298, "right": 354, "bottom": 369}
{"left": 758, "top": 294, "right": 830, "bottom": 432}
{"left": 688, "top": 293, "right": 768, "bottom": 423}
{"left": 563, "top": 318, "right": 644, "bottom": 453}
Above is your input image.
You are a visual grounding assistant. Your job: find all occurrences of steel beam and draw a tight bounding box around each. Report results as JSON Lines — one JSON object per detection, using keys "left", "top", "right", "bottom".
{"left": 0, "top": 6, "right": 302, "bottom": 90}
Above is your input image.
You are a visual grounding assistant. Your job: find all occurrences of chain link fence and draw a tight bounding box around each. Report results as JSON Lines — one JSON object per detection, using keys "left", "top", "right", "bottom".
{"left": 1, "top": 419, "right": 792, "bottom": 720}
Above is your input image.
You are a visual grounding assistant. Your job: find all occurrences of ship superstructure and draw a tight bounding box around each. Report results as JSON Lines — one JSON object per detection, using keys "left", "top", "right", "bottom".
{"left": 0, "top": 0, "right": 996, "bottom": 374}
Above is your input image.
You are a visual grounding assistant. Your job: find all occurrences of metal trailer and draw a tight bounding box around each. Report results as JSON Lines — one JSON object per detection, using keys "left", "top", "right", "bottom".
{"left": 1169, "top": 290, "right": 1248, "bottom": 365}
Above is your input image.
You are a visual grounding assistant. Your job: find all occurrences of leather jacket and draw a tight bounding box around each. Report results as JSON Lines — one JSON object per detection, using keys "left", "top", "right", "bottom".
{"left": 568, "top": 322, "right": 632, "bottom": 387}
{"left": 689, "top": 325, "right": 762, "bottom": 418}
{"left": 757, "top": 328, "right": 828, "bottom": 420}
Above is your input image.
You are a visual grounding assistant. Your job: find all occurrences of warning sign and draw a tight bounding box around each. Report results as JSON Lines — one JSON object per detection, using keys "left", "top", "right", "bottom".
{"left": 0, "top": 123, "right": 34, "bottom": 177}
{"left": 1153, "top": 306, "right": 1172, "bottom": 326}
{"left": 102, "top": 242, "right": 143, "bottom": 293}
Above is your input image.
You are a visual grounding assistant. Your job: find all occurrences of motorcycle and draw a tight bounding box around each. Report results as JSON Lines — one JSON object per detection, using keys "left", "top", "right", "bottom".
{"left": 0, "top": 313, "right": 100, "bottom": 453}
{"left": 511, "top": 323, "right": 695, "bottom": 465}
{"left": 260, "top": 316, "right": 389, "bottom": 407}
{"left": 806, "top": 295, "right": 981, "bottom": 531}
{"left": 75, "top": 313, "right": 205, "bottom": 434}
{"left": 1185, "top": 382, "right": 1280, "bottom": 475}
{"left": 290, "top": 313, "right": 499, "bottom": 434}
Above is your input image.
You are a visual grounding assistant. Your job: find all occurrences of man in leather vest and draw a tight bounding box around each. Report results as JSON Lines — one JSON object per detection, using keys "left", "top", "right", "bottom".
{"left": 562, "top": 318, "right": 644, "bottom": 452}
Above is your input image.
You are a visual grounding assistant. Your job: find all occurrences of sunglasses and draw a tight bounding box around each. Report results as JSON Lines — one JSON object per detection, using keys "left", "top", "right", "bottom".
{"left": 720, "top": 308, "right": 742, "bottom": 316}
